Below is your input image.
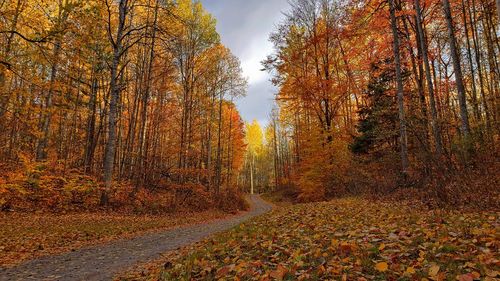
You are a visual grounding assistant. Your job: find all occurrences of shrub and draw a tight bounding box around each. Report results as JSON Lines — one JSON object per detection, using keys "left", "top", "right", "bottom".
{"left": 215, "top": 189, "right": 249, "bottom": 213}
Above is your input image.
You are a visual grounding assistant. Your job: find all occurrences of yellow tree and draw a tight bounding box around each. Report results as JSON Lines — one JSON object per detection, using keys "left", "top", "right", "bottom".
{"left": 245, "top": 120, "right": 264, "bottom": 194}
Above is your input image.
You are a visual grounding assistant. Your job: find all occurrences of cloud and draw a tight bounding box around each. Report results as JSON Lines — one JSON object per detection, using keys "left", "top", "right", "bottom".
{"left": 236, "top": 80, "right": 276, "bottom": 126}
{"left": 201, "top": 0, "right": 289, "bottom": 126}
{"left": 240, "top": 40, "right": 272, "bottom": 84}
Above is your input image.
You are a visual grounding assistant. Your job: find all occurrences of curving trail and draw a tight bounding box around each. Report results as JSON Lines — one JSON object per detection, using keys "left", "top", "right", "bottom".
{"left": 0, "top": 195, "right": 273, "bottom": 281}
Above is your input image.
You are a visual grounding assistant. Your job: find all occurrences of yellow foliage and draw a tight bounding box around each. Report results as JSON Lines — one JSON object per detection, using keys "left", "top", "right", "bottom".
{"left": 375, "top": 262, "right": 389, "bottom": 272}
{"left": 245, "top": 120, "right": 264, "bottom": 156}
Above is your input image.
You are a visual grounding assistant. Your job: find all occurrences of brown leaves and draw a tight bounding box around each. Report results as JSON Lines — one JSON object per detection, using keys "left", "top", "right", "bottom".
{"left": 158, "top": 198, "right": 500, "bottom": 280}
{"left": 216, "top": 264, "right": 234, "bottom": 277}
{"left": 456, "top": 273, "right": 475, "bottom": 281}
{"left": 429, "top": 264, "right": 441, "bottom": 277}
{"left": 0, "top": 210, "right": 228, "bottom": 267}
{"left": 269, "top": 264, "right": 287, "bottom": 280}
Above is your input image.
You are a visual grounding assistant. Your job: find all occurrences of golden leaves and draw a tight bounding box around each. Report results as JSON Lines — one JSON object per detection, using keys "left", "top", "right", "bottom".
{"left": 159, "top": 198, "right": 500, "bottom": 280}
{"left": 375, "top": 262, "right": 388, "bottom": 272}
{"left": 405, "top": 266, "right": 416, "bottom": 274}
{"left": 245, "top": 120, "right": 265, "bottom": 155}
{"left": 428, "top": 264, "right": 440, "bottom": 277}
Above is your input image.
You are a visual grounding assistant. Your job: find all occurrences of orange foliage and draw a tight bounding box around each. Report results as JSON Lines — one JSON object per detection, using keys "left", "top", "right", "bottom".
{"left": 264, "top": 0, "right": 499, "bottom": 206}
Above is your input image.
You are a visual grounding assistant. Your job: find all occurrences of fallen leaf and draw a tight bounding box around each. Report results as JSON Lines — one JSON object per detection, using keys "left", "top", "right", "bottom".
{"left": 429, "top": 265, "right": 440, "bottom": 277}
{"left": 269, "top": 264, "right": 287, "bottom": 280}
{"left": 456, "top": 273, "right": 474, "bottom": 281}
{"left": 405, "top": 266, "right": 416, "bottom": 274}
{"left": 216, "top": 265, "right": 232, "bottom": 277}
{"left": 375, "top": 262, "right": 388, "bottom": 272}
{"left": 486, "top": 269, "right": 498, "bottom": 277}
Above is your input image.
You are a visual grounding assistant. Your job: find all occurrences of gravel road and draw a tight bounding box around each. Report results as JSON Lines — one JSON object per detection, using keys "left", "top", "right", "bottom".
{"left": 0, "top": 195, "right": 272, "bottom": 281}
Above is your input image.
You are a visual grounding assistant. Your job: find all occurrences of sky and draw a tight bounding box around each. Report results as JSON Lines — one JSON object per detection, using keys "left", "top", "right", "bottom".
{"left": 200, "top": 0, "right": 290, "bottom": 126}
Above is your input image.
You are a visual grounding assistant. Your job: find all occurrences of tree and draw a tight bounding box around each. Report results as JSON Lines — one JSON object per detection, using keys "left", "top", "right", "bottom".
{"left": 244, "top": 120, "right": 264, "bottom": 194}
{"left": 36, "top": 0, "right": 77, "bottom": 161}
{"left": 414, "top": 0, "right": 443, "bottom": 157}
{"left": 389, "top": 0, "right": 409, "bottom": 174}
{"left": 264, "top": 0, "right": 498, "bottom": 200}
{"left": 441, "top": 0, "right": 471, "bottom": 139}
{"left": 170, "top": 0, "right": 219, "bottom": 175}
{"left": 0, "top": 0, "right": 249, "bottom": 210}
{"left": 351, "top": 61, "right": 398, "bottom": 155}
{"left": 102, "top": 0, "right": 137, "bottom": 204}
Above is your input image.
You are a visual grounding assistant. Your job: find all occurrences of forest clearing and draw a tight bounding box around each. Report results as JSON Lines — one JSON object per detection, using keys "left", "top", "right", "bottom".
{"left": 1, "top": 0, "right": 499, "bottom": 280}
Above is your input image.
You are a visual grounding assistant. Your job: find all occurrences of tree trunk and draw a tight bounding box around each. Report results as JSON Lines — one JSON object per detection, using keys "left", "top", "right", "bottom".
{"left": 84, "top": 70, "right": 99, "bottom": 173}
{"left": 442, "top": 0, "right": 472, "bottom": 139}
{"left": 389, "top": 0, "right": 409, "bottom": 174}
{"left": 138, "top": 0, "right": 159, "bottom": 186}
{"left": 403, "top": 14, "right": 430, "bottom": 148}
{"left": 496, "top": 0, "right": 500, "bottom": 27}
{"left": 102, "top": 0, "right": 128, "bottom": 205}
{"left": 215, "top": 90, "right": 224, "bottom": 194}
{"left": 36, "top": 40, "right": 61, "bottom": 161}
{"left": 250, "top": 153, "right": 254, "bottom": 195}
{"left": 206, "top": 94, "right": 215, "bottom": 191}
{"left": 226, "top": 103, "right": 233, "bottom": 189}
{"left": 0, "top": 0, "right": 23, "bottom": 120}
{"left": 36, "top": 0, "right": 71, "bottom": 161}
{"left": 469, "top": 0, "right": 491, "bottom": 135}
{"left": 415, "top": 0, "right": 444, "bottom": 157}
{"left": 273, "top": 115, "right": 279, "bottom": 190}
{"left": 461, "top": 0, "right": 481, "bottom": 124}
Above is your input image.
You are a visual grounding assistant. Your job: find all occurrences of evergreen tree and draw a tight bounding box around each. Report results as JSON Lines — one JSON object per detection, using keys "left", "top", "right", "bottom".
{"left": 351, "top": 62, "right": 398, "bottom": 155}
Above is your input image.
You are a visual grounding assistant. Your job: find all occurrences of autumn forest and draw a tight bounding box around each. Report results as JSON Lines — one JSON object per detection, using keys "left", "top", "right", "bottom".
{"left": 0, "top": 0, "right": 499, "bottom": 280}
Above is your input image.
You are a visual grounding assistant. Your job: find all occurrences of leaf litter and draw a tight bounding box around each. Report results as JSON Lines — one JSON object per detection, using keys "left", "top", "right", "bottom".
{"left": 155, "top": 198, "right": 499, "bottom": 280}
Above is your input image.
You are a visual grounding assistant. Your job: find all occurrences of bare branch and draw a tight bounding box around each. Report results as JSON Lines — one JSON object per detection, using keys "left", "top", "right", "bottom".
{"left": 0, "top": 30, "right": 49, "bottom": 43}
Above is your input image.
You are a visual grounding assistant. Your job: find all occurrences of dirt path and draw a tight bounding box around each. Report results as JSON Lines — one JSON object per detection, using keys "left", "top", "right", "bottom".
{"left": 0, "top": 195, "right": 273, "bottom": 281}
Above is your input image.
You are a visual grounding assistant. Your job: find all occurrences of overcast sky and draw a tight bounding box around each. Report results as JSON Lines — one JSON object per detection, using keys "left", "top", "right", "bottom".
{"left": 200, "top": 0, "right": 289, "bottom": 126}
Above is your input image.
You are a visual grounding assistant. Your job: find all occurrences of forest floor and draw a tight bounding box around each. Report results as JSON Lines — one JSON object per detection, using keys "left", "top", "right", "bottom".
{"left": 0, "top": 195, "right": 272, "bottom": 280}
{"left": 134, "top": 197, "right": 499, "bottom": 281}
{"left": 0, "top": 210, "right": 229, "bottom": 267}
